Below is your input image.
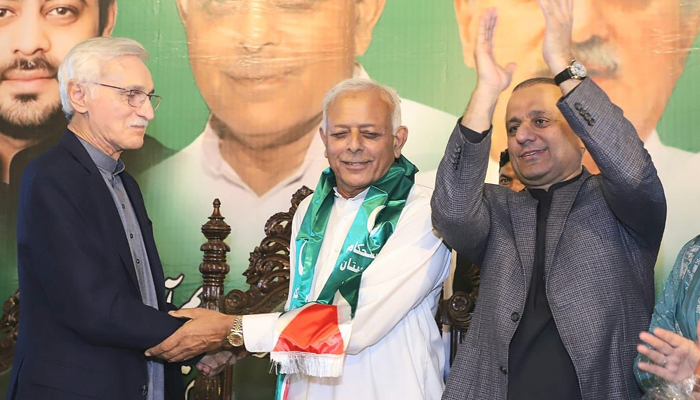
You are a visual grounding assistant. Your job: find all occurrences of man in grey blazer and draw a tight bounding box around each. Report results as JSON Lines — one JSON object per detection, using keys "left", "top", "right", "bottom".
{"left": 433, "top": 1, "right": 666, "bottom": 399}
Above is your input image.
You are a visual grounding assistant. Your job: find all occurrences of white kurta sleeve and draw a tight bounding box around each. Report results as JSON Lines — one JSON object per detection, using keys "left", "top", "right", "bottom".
{"left": 242, "top": 312, "right": 280, "bottom": 353}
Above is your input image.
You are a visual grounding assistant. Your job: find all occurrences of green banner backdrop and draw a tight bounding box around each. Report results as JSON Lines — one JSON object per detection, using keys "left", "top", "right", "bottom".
{"left": 1, "top": 0, "right": 699, "bottom": 397}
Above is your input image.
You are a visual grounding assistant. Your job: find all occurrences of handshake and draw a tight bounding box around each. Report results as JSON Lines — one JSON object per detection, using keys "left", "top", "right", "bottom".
{"left": 145, "top": 308, "right": 247, "bottom": 377}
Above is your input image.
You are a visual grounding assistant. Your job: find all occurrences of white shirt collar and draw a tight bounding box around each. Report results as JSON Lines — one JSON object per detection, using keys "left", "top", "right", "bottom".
{"left": 197, "top": 120, "right": 327, "bottom": 198}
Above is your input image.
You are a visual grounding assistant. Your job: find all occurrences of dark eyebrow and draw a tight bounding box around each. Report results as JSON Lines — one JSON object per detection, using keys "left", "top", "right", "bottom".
{"left": 508, "top": 110, "right": 552, "bottom": 125}
{"left": 506, "top": 117, "right": 521, "bottom": 126}
{"left": 45, "top": 0, "right": 89, "bottom": 4}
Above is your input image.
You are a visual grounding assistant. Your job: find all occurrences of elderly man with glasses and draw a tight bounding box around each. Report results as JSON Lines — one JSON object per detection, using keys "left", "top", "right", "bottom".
{"left": 5, "top": 37, "right": 194, "bottom": 400}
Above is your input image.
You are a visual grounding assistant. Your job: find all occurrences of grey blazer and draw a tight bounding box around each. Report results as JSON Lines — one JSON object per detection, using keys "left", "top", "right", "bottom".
{"left": 432, "top": 79, "right": 666, "bottom": 400}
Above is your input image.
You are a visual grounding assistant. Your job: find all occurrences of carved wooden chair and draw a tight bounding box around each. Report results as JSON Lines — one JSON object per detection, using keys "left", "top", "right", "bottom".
{"left": 190, "top": 187, "right": 480, "bottom": 399}
{"left": 189, "top": 187, "right": 313, "bottom": 400}
{"left": 0, "top": 289, "right": 19, "bottom": 375}
{"left": 438, "top": 258, "right": 480, "bottom": 363}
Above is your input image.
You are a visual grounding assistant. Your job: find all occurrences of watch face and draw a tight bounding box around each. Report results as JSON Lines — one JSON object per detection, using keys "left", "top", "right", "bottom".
{"left": 571, "top": 61, "right": 587, "bottom": 78}
{"left": 228, "top": 332, "right": 244, "bottom": 347}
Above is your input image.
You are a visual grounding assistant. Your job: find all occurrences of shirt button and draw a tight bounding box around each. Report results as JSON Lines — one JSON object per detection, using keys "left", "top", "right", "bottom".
{"left": 130, "top": 233, "right": 134, "bottom": 239}
{"left": 136, "top": 259, "right": 140, "bottom": 264}
{"left": 121, "top": 204, "right": 125, "bottom": 209}
{"left": 499, "top": 366, "right": 508, "bottom": 375}
{"left": 510, "top": 312, "right": 520, "bottom": 322}
{"left": 140, "top": 384, "right": 148, "bottom": 395}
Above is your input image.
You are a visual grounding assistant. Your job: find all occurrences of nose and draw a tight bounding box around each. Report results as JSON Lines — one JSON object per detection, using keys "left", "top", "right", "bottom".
{"left": 11, "top": 8, "right": 51, "bottom": 57}
{"left": 515, "top": 123, "right": 536, "bottom": 145}
{"left": 571, "top": 0, "right": 608, "bottom": 44}
{"left": 346, "top": 131, "right": 363, "bottom": 153}
{"left": 237, "top": 0, "right": 281, "bottom": 54}
{"left": 136, "top": 99, "right": 155, "bottom": 121}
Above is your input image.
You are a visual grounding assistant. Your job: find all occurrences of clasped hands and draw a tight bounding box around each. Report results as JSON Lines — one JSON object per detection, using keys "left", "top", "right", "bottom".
{"left": 145, "top": 308, "right": 245, "bottom": 377}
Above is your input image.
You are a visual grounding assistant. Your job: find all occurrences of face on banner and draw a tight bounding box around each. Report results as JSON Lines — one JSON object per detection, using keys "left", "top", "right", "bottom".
{"left": 454, "top": 0, "right": 700, "bottom": 168}
{"left": 0, "top": 0, "right": 116, "bottom": 142}
{"left": 176, "top": 0, "right": 385, "bottom": 149}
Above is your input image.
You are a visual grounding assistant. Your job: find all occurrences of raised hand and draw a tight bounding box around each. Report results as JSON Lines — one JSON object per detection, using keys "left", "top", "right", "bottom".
{"left": 537, "top": 0, "right": 574, "bottom": 76}
{"left": 145, "top": 308, "right": 236, "bottom": 363}
{"left": 636, "top": 324, "right": 700, "bottom": 383}
{"left": 461, "top": 8, "right": 516, "bottom": 133}
{"left": 473, "top": 8, "right": 516, "bottom": 96}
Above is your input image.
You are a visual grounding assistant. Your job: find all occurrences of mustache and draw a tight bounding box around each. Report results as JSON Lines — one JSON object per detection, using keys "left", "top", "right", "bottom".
{"left": 0, "top": 57, "right": 59, "bottom": 80}
{"left": 572, "top": 36, "right": 619, "bottom": 77}
{"left": 536, "top": 36, "right": 619, "bottom": 78}
{"left": 129, "top": 117, "right": 149, "bottom": 128}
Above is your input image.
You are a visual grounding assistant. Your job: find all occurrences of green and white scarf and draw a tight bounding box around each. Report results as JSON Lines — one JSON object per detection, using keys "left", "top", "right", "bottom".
{"left": 272, "top": 156, "right": 417, "bottom": 400}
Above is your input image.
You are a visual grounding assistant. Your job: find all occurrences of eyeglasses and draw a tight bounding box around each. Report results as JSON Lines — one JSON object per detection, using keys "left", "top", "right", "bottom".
{"left": 93, "top": 82, "right": 162, "bottom": 111}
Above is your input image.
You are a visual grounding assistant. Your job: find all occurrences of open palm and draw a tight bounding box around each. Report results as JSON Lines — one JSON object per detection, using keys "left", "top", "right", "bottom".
{"left": 473, "top": 8, "right": 516, "bottom": 94}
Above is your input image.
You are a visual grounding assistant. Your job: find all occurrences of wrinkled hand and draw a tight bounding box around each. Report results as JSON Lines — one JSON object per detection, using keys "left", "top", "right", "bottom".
{"left": 537, "top": 0, "right": 574, "bottom": 74}
{"left": 636, "top": 323, "right": 700, "bottom": 383}
{"left": 197, "top": 348, "right": 248, "bottom": 377}
{"left": 473, "top": 8, "right": 516, "bottom": 96}
{"left": 145, "top": 308, "right": 236, "bottom": 363}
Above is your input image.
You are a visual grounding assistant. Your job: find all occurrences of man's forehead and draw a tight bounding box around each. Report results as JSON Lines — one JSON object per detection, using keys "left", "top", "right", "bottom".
{"left": 506, "top": 85, "right": 559, "bottom": 115}
{"left": 102, "top": 57, "right": 154, "bottom": 88}
{"left": 330, "top": 89, "right": 389, "bottom": 113}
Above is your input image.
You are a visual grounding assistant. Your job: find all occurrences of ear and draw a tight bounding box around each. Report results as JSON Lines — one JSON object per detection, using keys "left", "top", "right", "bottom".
{"left": 354, "top": 0, "right": 387, "bottom": 56}
{"left": 454, "top": 0, "right": 480, "bottom": 68}
{"left": 319, "top": 127, "right": 329, "bottom": 158}
{"left": 392, "top": 126, "right": 408, "bottom": 158}
{"left": 100, "top": 1, "right": 118, "bottom": 36}
{"left": 176, "top": 0, "right": 188, "bottom": 27}
{"left": 68, "top": 81, "right": 90, "bottom": 115}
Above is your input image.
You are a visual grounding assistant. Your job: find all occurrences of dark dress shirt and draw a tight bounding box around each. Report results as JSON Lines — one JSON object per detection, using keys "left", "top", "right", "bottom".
{"left": 507, "top": 174, "right": 583, "bottom": 400}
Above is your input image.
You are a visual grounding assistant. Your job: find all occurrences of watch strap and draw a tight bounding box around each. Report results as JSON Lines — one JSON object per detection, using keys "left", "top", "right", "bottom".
{"left": 227, "top": 315, "right": 244, "bottom": 347}
{"left": 554, "top": 67, "right": 574, "bottom": 86}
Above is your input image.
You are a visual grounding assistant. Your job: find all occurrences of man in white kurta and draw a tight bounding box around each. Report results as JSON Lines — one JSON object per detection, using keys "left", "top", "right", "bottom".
{"left": 244, "top": 183, "right": 450, "bottom": 399}
{"left": 145, "top": 79, "right": 452, "bottom": 400}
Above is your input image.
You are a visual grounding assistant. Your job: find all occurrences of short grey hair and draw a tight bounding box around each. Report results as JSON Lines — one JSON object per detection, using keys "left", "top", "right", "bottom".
{"left": 58, "top": 37, "right": 149, "bottom": 119}
{"left": 321, "top": 78, "right": 402, "bottom": 135}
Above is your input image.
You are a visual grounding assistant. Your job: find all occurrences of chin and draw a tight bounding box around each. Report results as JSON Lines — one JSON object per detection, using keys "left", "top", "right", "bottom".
{"left": 127, "top": 138, "right": 146, "bottom": 151}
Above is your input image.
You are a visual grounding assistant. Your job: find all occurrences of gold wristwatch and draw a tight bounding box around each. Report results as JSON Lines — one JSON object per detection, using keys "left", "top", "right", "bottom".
{"left": 227, "top": 315, "right": 244, "bottom": 347}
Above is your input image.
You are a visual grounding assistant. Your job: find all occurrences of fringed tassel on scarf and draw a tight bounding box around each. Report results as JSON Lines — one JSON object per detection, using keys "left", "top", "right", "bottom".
{"left": 271, "top": 352, "right": 346, "bottom": 377}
